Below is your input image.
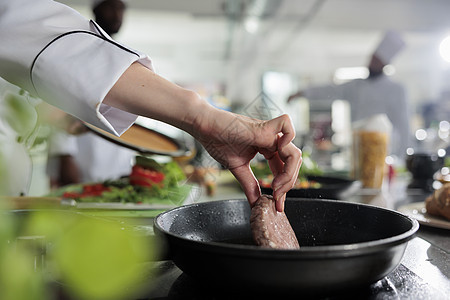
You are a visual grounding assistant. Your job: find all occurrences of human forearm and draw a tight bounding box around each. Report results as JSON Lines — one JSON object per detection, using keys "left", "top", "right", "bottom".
{"left": 103, "top": 62, "right": 214, "bottom": 137}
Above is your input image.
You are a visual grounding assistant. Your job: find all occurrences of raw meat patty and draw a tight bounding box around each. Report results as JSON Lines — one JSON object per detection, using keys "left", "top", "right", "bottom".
{"left": 250, "top": 195, "right": 300, "bottom": 249}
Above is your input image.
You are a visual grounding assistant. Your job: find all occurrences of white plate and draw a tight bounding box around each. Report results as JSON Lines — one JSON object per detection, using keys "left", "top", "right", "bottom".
{"left": 75, "top": 202, "right": 176, "bottom": 210}
{"left": 72, "top": 184, "right": 201, "bottom": 211}
{"left": 397, "top": 202, "right": 450, "bottom": 230}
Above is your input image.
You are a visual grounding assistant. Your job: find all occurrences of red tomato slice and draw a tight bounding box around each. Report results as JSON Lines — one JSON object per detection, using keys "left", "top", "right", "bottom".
{"left": 130, "top": 165, "right": 165, "bottom": 187}
{"left": 62, "top": 192, "right": 80, "bottom": 199}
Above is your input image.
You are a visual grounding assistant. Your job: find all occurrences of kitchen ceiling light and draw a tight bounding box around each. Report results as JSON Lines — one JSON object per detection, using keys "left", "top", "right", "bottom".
{"left": 415, "top": 128, "right": 427, "bottom": 141}
{"left": 383, "top": 64, "right": 396, "bottom": 76}
{"left": 244, "top": 16, "right": 259, "bottom": 33}
{"left": 334, "top": 67, "right": 368, "bottom": 83}
{"left": 439, "top": 35, "right": 450, "bottom": 62}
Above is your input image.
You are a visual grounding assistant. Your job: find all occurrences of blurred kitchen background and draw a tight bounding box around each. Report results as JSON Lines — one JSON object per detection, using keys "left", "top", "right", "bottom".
{"left": 29, "top": 0, "right": 450, "bottom": 194}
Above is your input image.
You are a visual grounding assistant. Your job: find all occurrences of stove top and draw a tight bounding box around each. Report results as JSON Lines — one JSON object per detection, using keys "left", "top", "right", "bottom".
{"left": 139, "top": 261, "right": 443, "bottom": 300}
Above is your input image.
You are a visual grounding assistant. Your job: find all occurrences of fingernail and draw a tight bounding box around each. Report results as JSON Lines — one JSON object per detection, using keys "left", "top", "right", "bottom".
{"left": 277, "top": 194, "right": 286, "bottom": 212}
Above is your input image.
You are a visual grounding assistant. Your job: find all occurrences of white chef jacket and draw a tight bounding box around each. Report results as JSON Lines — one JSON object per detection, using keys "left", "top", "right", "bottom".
{"left": 0, "top": 0, "right": 154, "bottom": 195}
{"left": 303, "top": 75, "right": 411, "bottom": 158}
{"left": 48, "top": 130, "right": 136, "bottom": 183}
{"left": 0, "top": 0, "right": 153, "bottom": 136}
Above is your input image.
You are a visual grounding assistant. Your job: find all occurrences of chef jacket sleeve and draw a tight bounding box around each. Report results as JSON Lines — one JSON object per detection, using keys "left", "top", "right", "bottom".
{"left": 0, "top": 0, "right": 153, "bottom": 136}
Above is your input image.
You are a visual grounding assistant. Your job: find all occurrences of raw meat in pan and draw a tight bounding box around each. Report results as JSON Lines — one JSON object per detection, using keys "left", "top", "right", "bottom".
{"left": 250, "top": 195, "right": 300, "bottom": 249}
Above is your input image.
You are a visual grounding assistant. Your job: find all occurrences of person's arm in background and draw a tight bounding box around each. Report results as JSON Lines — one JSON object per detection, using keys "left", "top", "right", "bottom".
{"left": 46, "top": 128, "right": 81, "bottom": 188}
{"left": 55, "top": 154, "right": 81, "bottom": 187}
{"left": 287, "top": 90, "right": 305, "bottom": 103}
{"left": 287, "top": 83, "right": 345, "bottom": 103}
{"left": 0, "top": 0, "right": 302, "bottom": 211}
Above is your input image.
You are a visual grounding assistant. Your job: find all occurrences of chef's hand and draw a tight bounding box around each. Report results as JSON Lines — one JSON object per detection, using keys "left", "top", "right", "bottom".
{"left": 194, "top": 112, "right": 302, "bottom": 212}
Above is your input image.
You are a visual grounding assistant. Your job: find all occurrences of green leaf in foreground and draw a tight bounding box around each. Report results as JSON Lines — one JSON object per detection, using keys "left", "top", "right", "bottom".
{"left": 25, "top": 211, "right": 156, "bottom": 300}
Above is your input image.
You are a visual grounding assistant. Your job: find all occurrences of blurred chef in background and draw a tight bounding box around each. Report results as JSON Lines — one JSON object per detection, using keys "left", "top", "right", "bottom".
{"left": 47, "top": 0, "right": 136, "bottom": 187}
{"left": 287, "top": 30, "right": 411, "bottom": 160}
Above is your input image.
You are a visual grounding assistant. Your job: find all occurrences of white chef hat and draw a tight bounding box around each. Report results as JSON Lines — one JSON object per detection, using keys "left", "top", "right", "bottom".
{"left": 373, "top": 30, "right": 406, "bottom": 64}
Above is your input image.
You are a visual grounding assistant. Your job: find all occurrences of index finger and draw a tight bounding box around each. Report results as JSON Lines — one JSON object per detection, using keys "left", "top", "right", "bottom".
{"left": 229, "top": 164, "right": 261, "bottom": 207}
{"left": 272, "top": 143, "right": 302, "bottom": 211}
{"left": 266, "top": 114, "right": 296, "bottom": 149}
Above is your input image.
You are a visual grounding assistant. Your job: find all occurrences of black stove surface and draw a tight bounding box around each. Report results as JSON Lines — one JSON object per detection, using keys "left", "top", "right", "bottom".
{"left": 139, "top": 261, "right": 444, "bottom": 300}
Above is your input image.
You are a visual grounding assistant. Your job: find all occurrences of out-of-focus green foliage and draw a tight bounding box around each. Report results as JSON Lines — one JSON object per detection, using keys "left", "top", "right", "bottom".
{"left": 0, "top": 155, "right": 7, "bottom": 195}
{"left": 2, "top": 92, "right": 38, "bottom": 140}
{"left": 0, "top": 89, "right": 38, "bottom": 195}
{"left": 0, "top": 244, "right": 48, "bottom": 300}
{"left": 0, "top": 209, "right": 156, "bottom": 300}
{"left": 0, "top": 208, "right": 48, "bottom": 300}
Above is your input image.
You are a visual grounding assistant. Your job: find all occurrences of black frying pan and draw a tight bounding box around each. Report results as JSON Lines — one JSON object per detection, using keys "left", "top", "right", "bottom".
{"left": 154, "top": 198, "right": 419, "bottom": 295}
{"left": 261, "top": 175, "right": 362, "bottom": 199}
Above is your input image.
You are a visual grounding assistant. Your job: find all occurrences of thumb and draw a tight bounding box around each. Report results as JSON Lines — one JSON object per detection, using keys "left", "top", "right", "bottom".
{"left": 230, "top": 165, "right": 261, "bottom": 207}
